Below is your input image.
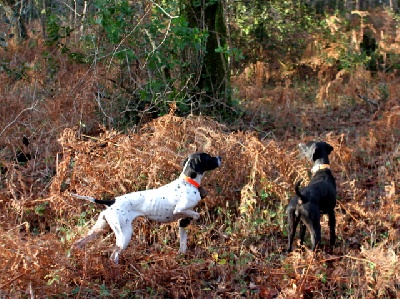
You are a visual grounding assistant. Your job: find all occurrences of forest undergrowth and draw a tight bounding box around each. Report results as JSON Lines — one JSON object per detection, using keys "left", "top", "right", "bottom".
{"left": 1, "top": 9, "right": 400, "bottom": 299}
{"left": 1, "top": 97, "right": 399, "bottom": 298}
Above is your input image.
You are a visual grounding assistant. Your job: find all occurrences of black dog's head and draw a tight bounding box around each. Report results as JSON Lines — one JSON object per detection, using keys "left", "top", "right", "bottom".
{"left": 182, "top": 152, "right": 221, "bottom": 179}
{"left": 299, "top": 141, "right": 333, "bottom": 164}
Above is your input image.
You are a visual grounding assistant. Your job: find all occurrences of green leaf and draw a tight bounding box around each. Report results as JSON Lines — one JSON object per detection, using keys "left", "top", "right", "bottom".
{"left": 218, "top": 259, "right": 227, "bottom": 265}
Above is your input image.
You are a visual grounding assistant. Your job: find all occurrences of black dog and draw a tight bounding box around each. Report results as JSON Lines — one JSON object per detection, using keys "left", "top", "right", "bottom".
{"left": 287, "top": 141, "right": 337, "bottom": 252}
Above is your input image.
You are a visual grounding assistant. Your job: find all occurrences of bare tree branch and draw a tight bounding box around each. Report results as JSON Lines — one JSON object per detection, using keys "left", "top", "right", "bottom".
{"left": 0, "top": 85, "right": 39, "bottom": 137}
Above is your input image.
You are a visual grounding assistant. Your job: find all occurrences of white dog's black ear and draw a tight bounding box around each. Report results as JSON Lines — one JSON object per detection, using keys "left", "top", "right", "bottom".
{"left": 188, "top": 156, "right": 204, "bottom": 177}
{"left": 181, "top": 156, "right": 198, "bottom": 178}
{"left": 192, "top": 157, "right": 204, "bottom": 174}
{"left": 182, "top": 157, "right": 188, "bottom": 166}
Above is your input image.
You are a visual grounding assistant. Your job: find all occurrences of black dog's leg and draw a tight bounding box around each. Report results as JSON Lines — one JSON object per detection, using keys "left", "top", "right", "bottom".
{"left": 328, "top": 210, "right": 336, "bottom": 246}
{"left": 311, "top": 218, "right": 321, "bottom": 251}
{"left": 299, "top": 222, "right": 307, "bottom": 245}
{"left": 287, "top": 207, "right": 299, "bottom": 252}
{"left": 302, "top": 212, "right": 321, "bottom": 251}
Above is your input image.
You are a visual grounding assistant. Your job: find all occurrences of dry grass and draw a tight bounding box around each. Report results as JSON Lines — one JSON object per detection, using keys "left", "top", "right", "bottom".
{"left": 1, "top": 9, "right": 400, "bottom": 299}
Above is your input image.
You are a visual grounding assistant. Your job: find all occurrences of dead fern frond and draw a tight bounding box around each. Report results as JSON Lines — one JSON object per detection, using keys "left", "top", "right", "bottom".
{"left": 360, "top": 242, "right": 399, "bottom": 297}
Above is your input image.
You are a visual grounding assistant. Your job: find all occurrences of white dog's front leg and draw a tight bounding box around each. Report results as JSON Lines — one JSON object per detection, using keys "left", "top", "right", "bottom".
{"left": 179, "top": 227, "right": 188, "bottom": 253}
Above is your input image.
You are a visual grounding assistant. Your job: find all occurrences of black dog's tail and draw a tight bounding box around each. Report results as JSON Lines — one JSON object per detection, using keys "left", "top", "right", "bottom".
{"left": 295, "top": 179, "right": 306, "bottom": 204}
{"left": 70, "top": 193, "right": 116, "bottom": 206}
{"left": 294, "top": 180, "right": 306, "bottom": 217}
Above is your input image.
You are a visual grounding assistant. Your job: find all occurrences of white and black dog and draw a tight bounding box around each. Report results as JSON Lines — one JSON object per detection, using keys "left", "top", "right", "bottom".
{"left": 287, "top": 141, "right": 337, "bottom": 252}
{"left": 71, "top": 152, "right": 221, "bottom": 263}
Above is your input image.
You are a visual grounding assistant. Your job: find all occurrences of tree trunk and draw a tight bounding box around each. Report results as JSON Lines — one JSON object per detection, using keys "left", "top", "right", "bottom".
{"left": 184, "top": 0, "right": 230, "bottom": 114}
{"left": 0, "top": 0, "right": 29, "bottom": 45}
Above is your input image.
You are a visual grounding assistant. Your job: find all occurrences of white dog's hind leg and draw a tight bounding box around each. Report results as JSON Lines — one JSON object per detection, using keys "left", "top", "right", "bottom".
{"left": 106, "top": 212, "right": 138, "bottom": 263}
{"left": 110, "top": 224, "right": 133, "bottom": 264}
{"left": 73, "top": 211, "right": 108, "bottom": 249}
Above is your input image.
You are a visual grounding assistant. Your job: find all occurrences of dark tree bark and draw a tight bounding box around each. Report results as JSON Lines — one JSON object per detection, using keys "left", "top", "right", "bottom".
{"left": 183, "top": 0, "right": 230, "bottom": 114}
{"left": 200, "top": 2, "right": 227, "bottom": 100}
{"left": 0, "top": 0, "right": 29, "bottom": 45}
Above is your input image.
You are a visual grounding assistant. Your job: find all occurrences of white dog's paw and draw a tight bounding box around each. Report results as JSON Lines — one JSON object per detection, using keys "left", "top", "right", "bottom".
{"left": 178, "top": 245, "right": 187, "bottom": 254}
{"left": 110, "top": 250, "right": 120, "bottom": 264}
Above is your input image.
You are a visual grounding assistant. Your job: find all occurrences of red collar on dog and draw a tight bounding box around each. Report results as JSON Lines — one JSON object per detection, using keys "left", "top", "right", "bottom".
{"left": 180, "top": 174, "right": 201, "bottom": 188}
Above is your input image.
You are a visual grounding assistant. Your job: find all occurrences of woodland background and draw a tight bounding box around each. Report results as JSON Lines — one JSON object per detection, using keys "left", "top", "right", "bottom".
{"left": 0, "top": 0, "right": 400, "bottom": 298}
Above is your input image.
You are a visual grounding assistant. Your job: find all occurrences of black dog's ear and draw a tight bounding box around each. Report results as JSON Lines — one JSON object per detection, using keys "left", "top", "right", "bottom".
{"left": 325, "top": 143, "right": 334, "bottom": 155}
{"left": 306, "top": 142, "right": 318, "bottom": 161}
{"left": 312, "top": 145, "right": 320, "bottom": 162}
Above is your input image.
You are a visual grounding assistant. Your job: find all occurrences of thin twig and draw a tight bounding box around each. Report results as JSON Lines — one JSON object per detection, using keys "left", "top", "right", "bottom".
{"left": 297, "top": 252, "right": 316, "bottom": 295}
{"left": 0, "top": 273, "right": 26, "bottom": 289}
{"left": 336, "top": 201, "right": 359, "bottom": 223}
{"left": 0, "top": 98, "right": 39, "bottom": 138}
{"left": 149, "top": 1, "right": 179, "bottom": 19}
{"left": 357, "top": 93, "right": 379, "bottom": 107}
{"left": 344, "top": 254, "right": 376, "bottom": 266}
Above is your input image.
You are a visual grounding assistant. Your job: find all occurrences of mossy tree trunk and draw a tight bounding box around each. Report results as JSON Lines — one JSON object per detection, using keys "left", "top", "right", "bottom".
{"left": 183, "top": 0, "right": 231, "bottom": 116}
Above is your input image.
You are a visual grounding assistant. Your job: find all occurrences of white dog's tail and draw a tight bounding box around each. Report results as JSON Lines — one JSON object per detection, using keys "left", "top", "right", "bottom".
{"left": 70, "top": 193, "right": 116, "bottom": 206}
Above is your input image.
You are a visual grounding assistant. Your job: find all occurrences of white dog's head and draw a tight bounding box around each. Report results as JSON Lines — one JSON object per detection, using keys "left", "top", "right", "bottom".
{"left": 182, "top": 152, "right": 221, "bottom": 179}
